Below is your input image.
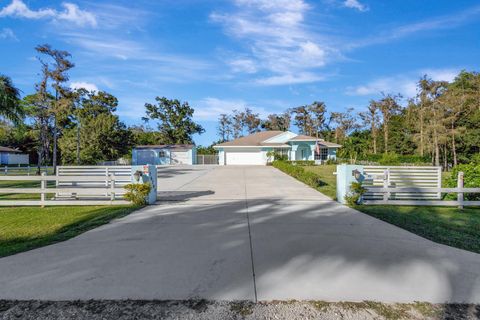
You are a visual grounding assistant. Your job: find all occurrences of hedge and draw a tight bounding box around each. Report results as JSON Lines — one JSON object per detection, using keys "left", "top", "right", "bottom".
{"left": 273, "top": 160, "right": 323, "bottom": 188}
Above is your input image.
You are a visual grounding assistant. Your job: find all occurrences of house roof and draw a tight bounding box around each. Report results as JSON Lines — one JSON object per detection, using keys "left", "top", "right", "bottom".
{"left": 214, "top": 131, "right": 284, "bottom": 147}
{"left": 214, "top": 131, "right": 342, "bottom": 148}
{"left": 0, "top": 146, "right": 21, "bottom": 153}
{"left": 288, "top": 135, "right": 321, "bottom": 141}
{"left": 134, "top": 144, "right": 195, "bottom": 151}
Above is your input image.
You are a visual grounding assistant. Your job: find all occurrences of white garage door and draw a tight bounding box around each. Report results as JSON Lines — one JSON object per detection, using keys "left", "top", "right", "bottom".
{"left": 171, "top": 151, "right": 191, "bottom": 164}
{"left": 225, "top": 150, "right": 264, "bottom": 165}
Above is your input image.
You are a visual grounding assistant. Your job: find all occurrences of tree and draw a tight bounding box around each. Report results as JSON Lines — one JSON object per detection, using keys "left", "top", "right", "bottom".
{"left": 232, "top": 109, "right": 245, "bottom": 138}
{"left": 262, "top": 112, "right": 291, "bottom": 131}
{"left": 143, "top": 97, "right": 204, "bottom": 144}
{"left": 307, "top": 101, "right": 327, "bottom": 138}
{"left": 35, "top": 44, "right": 75, "bottom": 172}
{"left": 244, "top": 108, "right": 261, "bottom": 134}
{"left": 0, "top": 75, "right": 24, "bottom": 124}
{"left": 377, "top": 93, "right": 402, "bottom": 153}
{"left": 129, "top": 125, "right": 162, "bottom": 146}
{"left": 217, "top": 113, "right": 232, "bottom": 142}
{"left": 359, "top": 101, "right": 380, "bottom": 154}
{"left": 291, "top": 105, "right": 310, "bottom": 135}
{"left": 330, "top": 108, "right": 359, "bottom": 143}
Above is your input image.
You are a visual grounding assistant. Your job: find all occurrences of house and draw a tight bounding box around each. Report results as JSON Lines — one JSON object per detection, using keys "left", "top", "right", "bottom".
{"left": 0, "top": 146, "right": 29, "bottom": 165}
{"left": 132, "top": 145, "right": 197, "bottom": 165}
{"left": 213, "top": 131, "right": 341, "bottom": 165}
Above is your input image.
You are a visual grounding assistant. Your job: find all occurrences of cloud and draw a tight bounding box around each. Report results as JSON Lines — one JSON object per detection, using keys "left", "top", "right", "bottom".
{"left": 346, "top": 68, "right": 461, "bottom": 97}
{"left": 256, "top": 72, "right": 325, "bottom": 86}
{"left": 69, "top": 81, "right": 99, "bottom": 92}
{"left": 0, "top": 0, "right": 96, "bottom": 27}
{"left": 343, "top": 0, "right": 368, "bottom": 12}
{"left": 0, "top": 28, "right": 17, "bottom": 40}
{"left": 194, "top": 97, "right": 269, "bottom": 120}
{"left": 211, "top": 0, "right": 335, "bottom": 85}
{"left": 350, "top": 4, "right": 480, "bottom": 48}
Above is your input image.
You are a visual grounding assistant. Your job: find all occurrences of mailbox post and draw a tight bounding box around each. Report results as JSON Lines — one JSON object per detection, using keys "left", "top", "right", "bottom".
{"left": 131, "top": 165, "right": 157, "bottom": 204}
{"left": 336, "top": 164, "right": 364, "bottom": 204}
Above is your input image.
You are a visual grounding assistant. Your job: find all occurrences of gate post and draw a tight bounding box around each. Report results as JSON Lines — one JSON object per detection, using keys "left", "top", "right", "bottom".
{"left": 458, "top": 171, "right": 464, "bottom": 210}
{"left": 336, "top": 164, "right": 364, "bottom": 204}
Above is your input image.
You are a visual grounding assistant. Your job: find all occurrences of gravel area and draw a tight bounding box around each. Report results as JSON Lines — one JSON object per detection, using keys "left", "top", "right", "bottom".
{"left": 0, "top": 300, "right": 479, "bottom": 320}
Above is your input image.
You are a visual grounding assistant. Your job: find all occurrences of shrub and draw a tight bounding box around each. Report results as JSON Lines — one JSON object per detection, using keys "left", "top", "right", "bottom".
{"left": 378, "top": 152, "right": 400, "bottom": 165}
{"left": 272, "top": 160, "right": 322, "bottom": 188}
{"left": 344, "top": 181, "right": 367, "bottom": 206}
{"left": 124, "top": 183, "right": 152, "bottom": 205}
{"left": 289, "top": 160, "right": 315, "bottom": 166}
{"left": 445, "top": 163, "right": 480, "bottom": 200}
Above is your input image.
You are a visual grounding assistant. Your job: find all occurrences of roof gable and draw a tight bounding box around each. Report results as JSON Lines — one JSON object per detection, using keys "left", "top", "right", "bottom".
{"left": 214, "top": 131, "right": 284, "bottom": 147}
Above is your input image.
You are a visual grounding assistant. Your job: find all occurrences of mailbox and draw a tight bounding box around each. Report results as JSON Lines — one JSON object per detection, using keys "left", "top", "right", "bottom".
{"left": 131, "top": 165, "right": 157, "bottom": 204}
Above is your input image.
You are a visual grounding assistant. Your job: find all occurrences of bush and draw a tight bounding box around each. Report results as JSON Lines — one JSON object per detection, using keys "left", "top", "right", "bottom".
{"left": 124, "top": 183, "right": 152, "bottom": 205}
{"left": 289, "top": 160, "right": 315, "bottom": 166}
{"left": 272, "top": 160, "right": 322, "bottom": 188}
{"left": 344, "top": 181, "right": 367, "bottom": 206}
{"left": 445, "top": 163, "right": 480, "bottom": 200}
{"left": 378, "top": 152, "right": 400, "bottom": 165}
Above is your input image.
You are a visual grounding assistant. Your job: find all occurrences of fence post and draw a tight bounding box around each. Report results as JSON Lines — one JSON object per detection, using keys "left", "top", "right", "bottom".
{"left": 383, "top": 169, "right": 389, "bottom": 202}
{"left": 458, "top": 171, "right": 464, "bottom": 210}
{"left": 4, "top": 166, "right": 7, "bottom": 175}
{"left": 110, "top": 174, "right": 115, "bottom": 204}
{"left": 41, "top": 172, "right": 46, "bottom": 207}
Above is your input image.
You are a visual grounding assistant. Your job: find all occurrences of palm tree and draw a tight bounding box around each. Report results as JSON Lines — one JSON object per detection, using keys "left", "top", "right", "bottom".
{"left": 0, "top": 74, "right": 24, "bottom": 124}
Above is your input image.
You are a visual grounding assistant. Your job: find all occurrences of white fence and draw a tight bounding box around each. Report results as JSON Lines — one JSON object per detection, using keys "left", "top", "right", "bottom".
{"left": 3, "top": 165, "right": 53, "bottom": 175}
{"left": 0, "top": 173, "right": 128, "bottom": 206}
{"left": 363, "top": 171, "right": 480, "bottom": 208}
{"left": 363, "top": 166, "right": 442, "bottom": 200}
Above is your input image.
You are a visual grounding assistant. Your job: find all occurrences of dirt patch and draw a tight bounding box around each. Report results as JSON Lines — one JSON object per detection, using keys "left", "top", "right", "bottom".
{"left": 0, "top": 300, "right": 478, "bottom": 320}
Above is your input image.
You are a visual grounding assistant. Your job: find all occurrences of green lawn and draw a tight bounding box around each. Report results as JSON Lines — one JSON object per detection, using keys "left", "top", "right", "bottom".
{"left": 0, "top": 205, "right": 138, "bottom": 257}
{"left": 303, "top": 165, "right": 337, "bottom": 199}
{"left": 356, "top": 205, "right": 480, "bottom": 253}
{"left": 295, "top": 164, "right": 480, "bottom": 254}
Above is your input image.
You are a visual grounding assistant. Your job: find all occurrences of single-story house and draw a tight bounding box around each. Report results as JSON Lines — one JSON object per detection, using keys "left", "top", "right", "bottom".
{"left": 213, "top": 131, "right": 341, "bottom": 165}
{"left": 132, "top": 145, "right": 196, "bottom": 165}
{"left": 0, "top": 146, "right": 29, "bottom": 165}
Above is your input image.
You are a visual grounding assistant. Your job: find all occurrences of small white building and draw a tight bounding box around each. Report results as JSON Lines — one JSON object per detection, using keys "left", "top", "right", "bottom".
{"left": 0, "top": 146, "right": 29, "bottom": 165}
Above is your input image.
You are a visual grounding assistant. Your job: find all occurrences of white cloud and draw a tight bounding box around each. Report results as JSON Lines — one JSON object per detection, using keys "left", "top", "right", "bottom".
{"left": 229, "top": 58, "right": 257, "bottom": 74}
{"left": 343, "top": 0, "right": 368, "bottom": 12}
{"left": 256, "top": 72, "right": 325, "bottom": 86}
{"left": 194, "top": 97, "right": 269, "bottom": 120}
{"left": 211, "top": 0, "right": 335, "bottom": 85}
{"left": 69, "top": 81, "right": 99, "bottom": 92}
{"left": 347, "top": 68, "right": 461, "bottom": 97}
{"left": 0, "top": 0, "right": 96, "bottom": 27}
{"left": 0, "top": 28, "right": 17, "bottom": 40}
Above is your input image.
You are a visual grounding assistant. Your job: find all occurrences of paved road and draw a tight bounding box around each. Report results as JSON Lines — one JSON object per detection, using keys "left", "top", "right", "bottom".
{"left": 0, "top": 166, "right": 479, "bottom": 303}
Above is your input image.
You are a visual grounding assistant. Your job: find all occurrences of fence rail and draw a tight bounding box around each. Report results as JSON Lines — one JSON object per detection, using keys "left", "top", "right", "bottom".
{"left": 0, "top": 173, "right": 129, "bottom": 206}
{"left": 363, "top": 171, "right": 479, "bottom": 208}
{"left": 2, "top": 165, "right": 53, "bottom": 175}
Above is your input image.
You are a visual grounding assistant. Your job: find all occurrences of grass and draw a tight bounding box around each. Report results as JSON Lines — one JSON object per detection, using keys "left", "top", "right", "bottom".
{"left": 302, "top": 165, "right": 337, "bottom": 199}
{"left": 290, "top": 164, "right": 480, "bottom": 254}
{"left": 0, "top": 205, "right": 138, "bottom": 257}
{"left": 355, "top": 205, "right": 480, "bottom": 253}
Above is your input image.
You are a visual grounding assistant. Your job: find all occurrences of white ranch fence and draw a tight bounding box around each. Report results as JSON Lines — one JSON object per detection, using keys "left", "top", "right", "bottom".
{"left": 3, "top": 165, "right": 53, "bottom": 175}
{"left": 0, "top": 173, "right": 128, "bottom": 206}
{"left": 363, "top": 166, "right": 442, "bottom": 201}
{"left": 362, "top": 169, "right": 480, "bottom": 208}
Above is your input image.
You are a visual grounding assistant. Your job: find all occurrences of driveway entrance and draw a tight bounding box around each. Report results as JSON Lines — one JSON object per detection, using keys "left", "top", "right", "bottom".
{"left": 0, "top": 166, "right": 479, "bottom": 302}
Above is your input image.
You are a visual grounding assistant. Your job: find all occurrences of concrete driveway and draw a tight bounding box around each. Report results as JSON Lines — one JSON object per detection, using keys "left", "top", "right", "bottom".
{"left": 0, "top": 166, "right": 479, "bottom": 303}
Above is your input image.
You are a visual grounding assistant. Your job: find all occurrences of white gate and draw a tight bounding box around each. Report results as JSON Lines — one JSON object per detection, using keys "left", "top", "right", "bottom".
{"left": 363, "top": 166, "right": 442, "bottom": 200}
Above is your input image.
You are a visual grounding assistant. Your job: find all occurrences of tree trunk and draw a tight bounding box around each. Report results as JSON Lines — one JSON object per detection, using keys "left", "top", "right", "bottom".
{"left": 371, "top": 122, "right": 377, "bottom": 154}
{"left": 76, "top": 123, "right": 80, "bottom": 165}
{"left": 52, "top": 116, "right": 57, "bottom": 174}
{"left": 451, "top": 121, "right": 457, "bottom": 166}
{"left": 384, "top": 122, "right": 388, "bottom": 153}
{"left": 434, "top": 131, "right": 440, "bottom": 167}
{"left": 419, "top": 112, "right": 424, "bottom": 156}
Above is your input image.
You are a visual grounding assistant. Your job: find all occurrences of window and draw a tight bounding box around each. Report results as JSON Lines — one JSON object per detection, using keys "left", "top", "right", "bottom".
{"left": 315, "top": 148, "right": 328, "bottom": 160}
{"left": 273, "top": 148, "right": 289, "bottom": 157}
{"left": 158, "top": 150, "right": 166, "bottom": 158}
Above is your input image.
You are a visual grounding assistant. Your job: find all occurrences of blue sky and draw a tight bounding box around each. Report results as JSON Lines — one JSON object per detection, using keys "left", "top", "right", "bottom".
{"left": 1, "top": 0, "right": 479, "bottom": 146}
